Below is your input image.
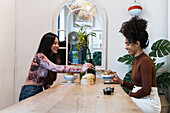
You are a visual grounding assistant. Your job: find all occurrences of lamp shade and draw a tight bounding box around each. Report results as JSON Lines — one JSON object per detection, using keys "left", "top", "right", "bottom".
{"left": 128, "top": 2, "right": 142, "bottom": 17}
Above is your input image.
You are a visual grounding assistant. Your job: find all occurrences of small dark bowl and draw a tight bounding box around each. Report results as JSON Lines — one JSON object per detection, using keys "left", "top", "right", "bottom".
{"left": 106, "top": 87, "right": 111, "bottom": 91}
{"left": 103, "top": 89, "right": 111, "bottom": 95}
{"left": 110, "top": 87, "right": 114, "bottom": 93}
{"left": 106, "top": 87, "right": 114, "bottom": 93}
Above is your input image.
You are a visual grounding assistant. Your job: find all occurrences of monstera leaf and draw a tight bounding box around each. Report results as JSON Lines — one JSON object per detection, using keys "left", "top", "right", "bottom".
{"left": 155, "top": 62, "right": 165, "bottom": 71}
{"left": 149, "top": 39, "right": 170, "bottom": 57}
{"left": 123, "top": 70, "right": 133, "bottom": 94}
{"left": 117, "top": 54, "right": 135, "bottom": 65}
{"left": 156, "top": 72, "right": 170, "bottom": 89}
{"left": 124, "top": 69, "right": 133, "bottom": 83}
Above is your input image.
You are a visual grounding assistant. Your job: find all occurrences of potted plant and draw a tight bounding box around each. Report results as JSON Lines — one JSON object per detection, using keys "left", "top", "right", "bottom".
{"left": 72, "top": 24, "right": 96, "bottom": 79}
{"left": 73, "top": 24, "right": 96, "bottom": 60}
{"left": 117, "top": 39, "right": 170, "bottom": 112}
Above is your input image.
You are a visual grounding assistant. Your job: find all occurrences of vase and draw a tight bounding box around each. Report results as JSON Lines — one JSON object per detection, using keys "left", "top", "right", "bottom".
{"left": 87, "top": 59, "right": 96, "bottom": 81}
{"left": 80, "top": 72, "right": 85, "bottom": 80}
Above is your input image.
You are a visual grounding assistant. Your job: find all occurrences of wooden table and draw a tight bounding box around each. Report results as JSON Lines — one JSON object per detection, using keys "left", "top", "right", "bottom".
{"left": 0, "top": 79, "right": 142, "bottom": 113}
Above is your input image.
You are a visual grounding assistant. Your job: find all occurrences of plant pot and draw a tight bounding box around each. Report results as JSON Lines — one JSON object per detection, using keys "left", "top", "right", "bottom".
{"left": 80, "top": 72, "right": 85, "bottom": 80}
{"left": 159, "top": 94, "right": 170, "bottom": 113}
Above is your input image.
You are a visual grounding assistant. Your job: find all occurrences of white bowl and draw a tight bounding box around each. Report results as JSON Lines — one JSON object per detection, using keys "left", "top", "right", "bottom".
{"left": 82, "top": 73, "right": 95, "bottom": 79}
{"left": 81, "top": 79, "right": 91, "bottom": 85}
{"left": 64, "top": 74, "right": 77, "bottom": 83}
{"left": 101, "top": 74, "right": 115, "bottom": 83}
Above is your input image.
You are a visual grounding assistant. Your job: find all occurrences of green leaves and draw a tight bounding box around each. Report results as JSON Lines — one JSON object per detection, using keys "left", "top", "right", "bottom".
{"left": 124, "top": 70, "right": 133, "bottom": 83}
{"left": 117, "top": 54, "right": 135, "bottom": 65}
{"left": 123, "top": 70, "right": 133, "bottom": 94}
{"left": 155, "top": 62, "right": 165, "bottom": 71}
{"left": 72, "top": 25, "right": 96, "bottom": 59}
{"left": 148, "top": 39, "right": 170, "bottom": 90}
{"left": 156, "top": 72, "right": 170, "bottom": 89}
{"left": 149, "top": 39, "right": 170, "bottom": 57}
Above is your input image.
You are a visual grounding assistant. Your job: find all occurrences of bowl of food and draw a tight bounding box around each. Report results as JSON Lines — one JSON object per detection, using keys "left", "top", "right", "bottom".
{"left": 64, "top": 73, "right": 77, "bottom": 83}
{"left": 81, "top": 73, "right": 95, "bottom": 85}
{"left": 101, "top": 71, "right": 116, "bottom": 83}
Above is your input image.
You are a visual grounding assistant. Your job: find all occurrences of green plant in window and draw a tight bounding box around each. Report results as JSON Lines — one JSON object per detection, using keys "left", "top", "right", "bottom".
{"left": 73, "top": 24, "right": 96, "bottom": 60}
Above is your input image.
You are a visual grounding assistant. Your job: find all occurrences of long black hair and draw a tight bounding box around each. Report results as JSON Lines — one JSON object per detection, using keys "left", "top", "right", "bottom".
{"left": 37, "top": 32, "right": 60, "bottom": 89}
{"left": 119, "top": 16, "right": 149, "bottom": 49}
{"left": 37, "top": 32, "right": 59, "bottom": 60}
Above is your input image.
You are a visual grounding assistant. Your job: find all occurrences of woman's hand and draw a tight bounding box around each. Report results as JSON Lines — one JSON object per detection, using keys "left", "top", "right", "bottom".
{"left": 82, "top": 63, "right": 93, "bottom": 72}
{"left": 113, "top": 73, "right": 124, "bottom": 85}
{"left": 85, "top": 62, "right": 93, "bottom": 69}
{"left": 107, "top": 70, "right": 123, "bottom": 84}
{"left": 108, "top": 70, "right": 116, "bottom": 74}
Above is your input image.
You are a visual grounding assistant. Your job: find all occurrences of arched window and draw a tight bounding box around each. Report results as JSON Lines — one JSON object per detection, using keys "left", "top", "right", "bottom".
{"left": 53, "top": 0, "right": 107, "bottom": 70}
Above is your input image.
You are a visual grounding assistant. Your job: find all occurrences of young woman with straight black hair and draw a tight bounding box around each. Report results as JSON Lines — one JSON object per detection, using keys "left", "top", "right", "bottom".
{"left": 19, "top": 32, "right": 92, "bottom": 101}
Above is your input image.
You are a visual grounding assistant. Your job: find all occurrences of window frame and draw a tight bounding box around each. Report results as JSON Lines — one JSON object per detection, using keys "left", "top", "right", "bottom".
{"left": 53, "top": 0, "right": 107, "bottom": 70}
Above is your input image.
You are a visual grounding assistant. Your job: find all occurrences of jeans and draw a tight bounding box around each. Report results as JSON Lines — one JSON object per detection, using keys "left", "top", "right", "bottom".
{"left": 19, "top": 85, "right": 43, "bottom": 102}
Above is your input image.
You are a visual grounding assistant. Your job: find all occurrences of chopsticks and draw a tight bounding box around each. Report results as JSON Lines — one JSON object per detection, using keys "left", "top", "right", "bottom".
{"left": 68, "top": 61, "right": 106, "bottom": 72}
{"left": 91, "top": 66, "right": 95, "bottom": 70}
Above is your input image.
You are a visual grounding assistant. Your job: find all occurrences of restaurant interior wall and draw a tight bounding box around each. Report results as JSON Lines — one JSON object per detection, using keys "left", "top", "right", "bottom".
{"left": 0, "top": 0, "right": 15, "bottom": 110}
{"left": 0, "top": 0, "right": 168, "bottom": 110}
{"left": 14, "top": 0, "right": 169, "bottom": 104}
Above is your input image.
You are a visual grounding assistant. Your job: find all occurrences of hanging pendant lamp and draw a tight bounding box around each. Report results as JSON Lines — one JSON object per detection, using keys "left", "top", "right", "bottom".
{"left": 128, "top": 0, "right": 142, "bottom": 17}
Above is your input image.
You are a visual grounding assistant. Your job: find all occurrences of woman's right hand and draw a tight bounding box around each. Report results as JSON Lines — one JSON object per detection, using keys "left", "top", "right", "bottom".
{"left": 82, "top": 63, "right": 93, "bottom": 73}
{"left": 113, "top": 74, "right": 124, "bottom": 85}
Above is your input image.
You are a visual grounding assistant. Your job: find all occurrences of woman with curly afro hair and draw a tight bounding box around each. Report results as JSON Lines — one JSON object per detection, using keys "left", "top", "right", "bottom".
{"left": 113, "top": 16, "right": 161, "bottom": 113}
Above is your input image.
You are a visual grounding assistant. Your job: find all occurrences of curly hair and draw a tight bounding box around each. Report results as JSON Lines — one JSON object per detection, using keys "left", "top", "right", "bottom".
{"left": 119, "top": 16, "right": 149, "bottom": 49}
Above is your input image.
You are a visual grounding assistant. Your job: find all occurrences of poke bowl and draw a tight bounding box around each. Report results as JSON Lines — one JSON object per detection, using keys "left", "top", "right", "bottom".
{"left": 101, "top": 71, "right": 116, "bottom": 83}
{"left": 64, "top": 73, "right": 77, "bottom": 83}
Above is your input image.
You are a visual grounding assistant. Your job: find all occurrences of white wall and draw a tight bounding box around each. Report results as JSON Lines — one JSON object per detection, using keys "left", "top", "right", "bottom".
{"left": 0, "top": 0, "right": 15, "bottom": 110}
{"left": 0, "top": 0, "right": 168, "bottom": 110}
{"left": 14, "top": 0, "right": 69, "bottom": 104}
{"left": 14, "top": 0, "right": 168, "bottom": 103}
{"left": 105, "top": 0, "right": 168, "bottom": 75}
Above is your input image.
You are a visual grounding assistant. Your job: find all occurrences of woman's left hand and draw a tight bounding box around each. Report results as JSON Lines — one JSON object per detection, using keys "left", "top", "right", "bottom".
{"left": 113, "top": 74, "right": 124, "bottom": 85}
